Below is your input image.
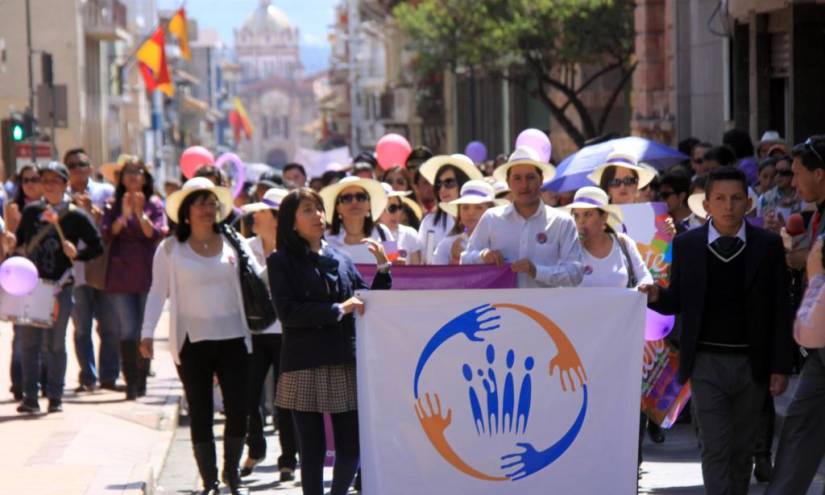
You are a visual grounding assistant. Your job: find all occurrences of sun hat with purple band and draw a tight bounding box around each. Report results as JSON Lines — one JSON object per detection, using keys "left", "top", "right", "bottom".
{"left": 438, "top": 179, "right": 509, "bottom": 218}
{"left": 561, "top": 186, "right": 624, "bottom": 231}
{"left": 241, "top": 187, "right": 289, "bottom": 214}
{"left": 588, "top": 151, "right": 657, "bottom": 190}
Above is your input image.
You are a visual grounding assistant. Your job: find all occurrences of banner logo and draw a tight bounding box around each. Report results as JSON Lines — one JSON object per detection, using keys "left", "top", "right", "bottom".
{"left": 412, "top": 303, "right": 589, "bottom": 481}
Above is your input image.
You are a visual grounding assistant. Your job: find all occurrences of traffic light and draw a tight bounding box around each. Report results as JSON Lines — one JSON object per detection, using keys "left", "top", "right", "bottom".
{"left": 10, "top": 118, "right": 24, "bottom": 141}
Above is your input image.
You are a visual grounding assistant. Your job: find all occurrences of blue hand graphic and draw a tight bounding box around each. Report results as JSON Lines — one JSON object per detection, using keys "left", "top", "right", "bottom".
{"left": 414, "top": 304, "right": 501, "bottom": 398}
{"left": 500, "top": 384, "right": 588, "bottom": 481}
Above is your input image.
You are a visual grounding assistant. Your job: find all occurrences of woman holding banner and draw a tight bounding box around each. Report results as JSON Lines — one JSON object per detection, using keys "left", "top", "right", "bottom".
{"left": 378, "top": 183, "right": 422, "bottom": 265}
{"left": 417, "top": 154, "right": 483, "bottom": 264}
{"left": 321, "top": 176, "right": 393, "bottom": 264}
{"left": 268, "top": 188, "right": 391, "bottom": 495}
{"left": 433, "top": 180, "right": 504, "bottom": 265}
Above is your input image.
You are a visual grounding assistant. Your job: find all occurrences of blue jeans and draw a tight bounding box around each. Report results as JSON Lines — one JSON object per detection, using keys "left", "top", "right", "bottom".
{"left": 71, "top": 285, "right": 120, "bottom": 385}
{"left": 108, "top": 292, "right": 148, "bottom": 342}
{"left": 20, "top": 284, "right": 74, "bottom": 402}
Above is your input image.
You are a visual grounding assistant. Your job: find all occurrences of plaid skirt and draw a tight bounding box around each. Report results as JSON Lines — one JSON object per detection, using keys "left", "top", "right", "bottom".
{"left": 275, "top": 363, "right": 357, "bottom": 413}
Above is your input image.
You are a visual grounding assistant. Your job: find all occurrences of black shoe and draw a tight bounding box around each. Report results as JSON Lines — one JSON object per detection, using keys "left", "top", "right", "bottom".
{"left": 197, "top": 481, "right": 220, "bottom": 495}
{"left": 222, "top": 437, "right": 247, "bottom": 495}
{"left": 10, "top": 387, "right": 23, "bottom": 401}
{"left": 17, "top": 401, "right": 40, "bottom": 414}
{"left": 647, "top": 422, "right": 665, "bottom": 444}
{"left": 47, "top": 400, "right": 63, "bottom": 413}
{"left": 240, "top": 457, "right": 262, "bottom": 477}
{"left": 100, "top": 381, "right": 126, "bottom": 392}
{"left": 74, "top": 383, "right": 96, "bottom": 393}
{"left": 279, "top": 468, "right": 295, "bottom": 482}
{"left": 354, "top": 469, "right": 362, "bottom": 491}
{"left": 754, "top": 455, "right": 773, "bottom": 483}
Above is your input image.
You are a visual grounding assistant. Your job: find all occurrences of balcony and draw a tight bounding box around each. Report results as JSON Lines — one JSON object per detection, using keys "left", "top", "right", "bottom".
{"left": 83, "top": 0, "right": 130, "bottom": 42}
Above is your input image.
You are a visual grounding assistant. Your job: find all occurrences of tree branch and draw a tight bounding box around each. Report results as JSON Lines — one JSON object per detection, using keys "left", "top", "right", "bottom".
{"left": 523, "top": 54, "right": 597, "bottom": 138}
{"left": 596, "top": 61, "right": 637, "bottom": 135}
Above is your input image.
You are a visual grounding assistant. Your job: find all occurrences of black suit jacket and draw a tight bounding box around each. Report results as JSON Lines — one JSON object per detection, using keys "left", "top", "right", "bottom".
{"left": 650, "top": 222, "right": 794, "bottom": 383}
{"left": 268, "top": 244, "right": 391, "bottom": 373}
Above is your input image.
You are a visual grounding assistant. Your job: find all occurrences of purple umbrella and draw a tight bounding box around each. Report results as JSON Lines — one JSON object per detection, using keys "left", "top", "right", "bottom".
{"left": 542, "top": 137, "right": 688, "bottom": 192}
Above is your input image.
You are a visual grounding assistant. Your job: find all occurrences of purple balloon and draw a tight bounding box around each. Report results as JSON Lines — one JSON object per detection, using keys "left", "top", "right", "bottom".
{"left": 0, "top": 257, "right": 38, "bottom": 296}
{"left": 515, "top": 128, "right": 552, "bottom": 162}
{"left": 464, "top": 141, "right": 488, "bottom": 164}
{"left": 215, "top": 153, "right": 246, "bottom": 199}
{"left": 645, "top": 309, "right": 675, "bottom": 341}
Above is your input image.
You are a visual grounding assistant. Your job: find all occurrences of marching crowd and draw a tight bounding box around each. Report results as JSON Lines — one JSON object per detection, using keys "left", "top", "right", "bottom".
{"left": 2, "top": 127, "right": 825, "bottom": 495}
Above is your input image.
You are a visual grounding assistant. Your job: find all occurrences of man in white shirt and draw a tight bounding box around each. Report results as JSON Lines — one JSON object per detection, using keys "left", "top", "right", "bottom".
{"left": 461, "top": 147, "right": 583, "bottom": 287}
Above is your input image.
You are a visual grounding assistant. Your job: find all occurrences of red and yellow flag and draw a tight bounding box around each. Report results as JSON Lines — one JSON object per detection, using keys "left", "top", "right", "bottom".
{"left": 168, "top": 8, "right": 191, "bottom": 60}
{"left": 229, "top": 97, "right": 254, "bottom": 142}
{"left": 136, "top": 27, "right": 174, "bottom": 96}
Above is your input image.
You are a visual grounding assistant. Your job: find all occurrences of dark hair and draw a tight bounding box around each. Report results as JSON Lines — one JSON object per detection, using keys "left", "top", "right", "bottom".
{"left": 276, "top": 188, "right": 325, "bottom": 257}
{"left": 758, "top": 157, "right": 779, "bottom": 173}
{"left": 433, "top": 165, "right": 471, "bottom": 227}
{"left": 407, "top": 146, "right": 433, "bottom": 164}
{"left": 678, "top": 137, "right": 700, "bottom": 156}
{"left": 722, "top": 129, "right": 755, "bottom": 159}
{"left": 13, "top": 163, "right": 40, "bottom": 210}
{"left": 598, "top": 165, "right": 639, "bottom": 193}
{"left": 660, "top": 170, "right": 690, "bottom": 196}
{"left": 400, "top": 200, "right": 421, "bottom": 230}
{"left": 328, "top": 186, "right": 386, "bottom": 240}
{"left": 174, "top": 190, "right": 221, "bottom": 242}
{"left": 283, "top": 163, "right": 307, "bottom": 178}
{"left": 703, "top": 146, "right": 737, "bottom": 167}
{"left": 689, "top": 173, "right": 707, "bottom": 194}
{"left": 114, "top": 158, "right": 155, "bottom": 217}
{"left": 194, "top": 165, "right": 227, "bottom": 186}
{"left": 63, "top": 148, "right": 88, "bottom": 165}
{"left": 693, "top": 142, "right": 713, "bottom": 154}
{"left": 353, "top": 151, "right": 378, "bottom": 169}
{"left": 704, "top": 166, "right": 748, "bottom": 196}
{"left": 791, "top": 135, "right": 825, "bottom": 172}
{"left": 320, "top": 170, "right": 346, "bottom": 187}
{"left": 382, "top": 166, "right": 417, "bottom": 201}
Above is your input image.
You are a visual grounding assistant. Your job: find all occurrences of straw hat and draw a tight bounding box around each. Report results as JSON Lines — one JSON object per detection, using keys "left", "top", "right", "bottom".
{"left": 381, "top": 183, "right": 423, "bottom": 221}
{"left": 319, "top": 176, "right": 388, "bottom": 224}
{"left": 562, "top": 186, "right": 624, "bottom": 231}
{"left": 492, "top": 146, "right": 556, "bottom": 184}
{"left": 165, "top": 177, "right": 234, "bottom": 224}
{"left": 758, "top": 131, "right": 785, "bottom": 147}
{"left": 588, "top": 152, "right": 657, "bottom": 190}
{"left": 241, "top": 187, "right": 289, "bottom": 215}
{"left": 419, "top": 153, "right": 483, "bottom": 185}
{"left": 438, "top": 179, "right": 508, "bottom": 218}
{"left": 687, "top": 188, "right": 758, "bottom": 220}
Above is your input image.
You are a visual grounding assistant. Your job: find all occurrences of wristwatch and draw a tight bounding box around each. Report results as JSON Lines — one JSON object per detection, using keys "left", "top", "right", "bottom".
{"left": 376, "top": 261, "right": 391, "bottom": 273}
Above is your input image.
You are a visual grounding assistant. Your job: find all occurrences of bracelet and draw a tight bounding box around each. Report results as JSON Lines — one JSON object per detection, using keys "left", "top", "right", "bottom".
{"left": 376, "top": 262, "right": 391, "bottom": 272}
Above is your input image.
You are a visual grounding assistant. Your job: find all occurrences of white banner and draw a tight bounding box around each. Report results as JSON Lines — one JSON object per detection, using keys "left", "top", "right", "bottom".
{"left": 292, "top": 146, "right": 352, "bottom": 179}
{"left": 356, "top": 288, "right": 646, "bottom": 494}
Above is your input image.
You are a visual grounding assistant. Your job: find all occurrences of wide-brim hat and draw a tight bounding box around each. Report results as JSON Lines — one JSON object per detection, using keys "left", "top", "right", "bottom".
{"left": 492, "top": 146, "right": 556, "bottom": 184}
{"left": 419, "top": 153, "right": 483, "bottom": 185}
{"left": 758, "top": 130, "right": 785, "bottom": 147}
{"left": 380, "top": 182, "right": 423, "bottom": 221}
{"left": 687, "top": 188, "right": 758, "bottom": 220}
{"left": 561, "top": 186, "right": 624, "bottom": 231}
{"left": 438, "top": 179, "right": 508, "bottom": 218}
{"left": 588, "top": 152, "right": 656, "bottom": 190}
{"left": 319, "top": 176, "right": 388, "bottom": 224}
{"left": 165, "top": 177, "right": 234, "bottom": 224}
{"left": 242, "top": 187, "right": 289, "bottom": 214}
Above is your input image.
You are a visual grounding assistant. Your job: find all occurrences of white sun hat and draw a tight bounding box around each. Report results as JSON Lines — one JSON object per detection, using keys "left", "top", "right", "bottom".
{"left": 588, "top": 151, "right": 657, "bottom": 190}
{"left": 319, "top": 176, "right": 388, "bottom": 224}
{"left": 687, "top": 187, "right": 759, "bottom": 220}
{"left": 492, "top": 146, "right": 556, "bottom": 184}
{"left": 419, "top": 153, "right": 483, "bottom": 185}
{"left": 241, "top": 187, "right": 289, "bottom": 214}
{"left": 562, "top": 186, "right": 624, "bottom": 231}
{"left": 165, "top": 177, "right": 234, "bottom": 224}
{"left": 438, "top": 179, "right": 508, "bottom": 218}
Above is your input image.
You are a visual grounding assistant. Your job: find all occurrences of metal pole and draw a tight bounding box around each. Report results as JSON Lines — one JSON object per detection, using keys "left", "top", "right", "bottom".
{"left": 25, "top": 0, "right": 36, "bottom": 161}
{"left": 348, "top": 0, "right": 360, "bottom": 156}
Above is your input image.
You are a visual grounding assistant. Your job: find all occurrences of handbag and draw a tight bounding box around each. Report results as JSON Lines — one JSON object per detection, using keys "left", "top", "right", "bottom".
{"left": 613, "top": 233, "right": 638, "bottom": 289}
{"left": 221, "top": 224, "right": 277, "bottom": 332}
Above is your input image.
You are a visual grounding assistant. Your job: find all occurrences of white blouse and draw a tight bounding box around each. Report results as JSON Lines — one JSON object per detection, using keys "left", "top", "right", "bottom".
{"left": 433, "top": 233, "right": 465, "bottom": 265}
{"left": 418, "top": 212, "right": 455, "bottom": 265}
{"left": 326, "top": 224, "right": 393, "bottom": 264}
{"left": 578, "top": 233, "right": 653, "bottom": 289}
{"left": 391, "top": 224, "right": 423, "bottom": 261}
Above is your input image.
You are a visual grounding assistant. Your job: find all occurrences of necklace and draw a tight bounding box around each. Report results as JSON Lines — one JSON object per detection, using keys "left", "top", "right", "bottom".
{"left": 191, "top": 235, "right": 217, "bottom": 251}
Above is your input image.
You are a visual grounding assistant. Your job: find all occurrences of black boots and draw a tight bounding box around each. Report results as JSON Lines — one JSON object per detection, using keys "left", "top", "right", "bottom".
{"left": 120, "top": 341, "right": 139, "bottom": 400}
{"left": 136, "top": 355, "right": 149, "bottom": 397}
{"left": 222, "top": 436, "right": 248, "bottom": 495}
{"left": 192, "top": 442, "right": 220, "bottom": 495}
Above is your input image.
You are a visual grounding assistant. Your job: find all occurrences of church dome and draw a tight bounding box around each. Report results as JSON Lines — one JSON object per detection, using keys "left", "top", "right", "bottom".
{"left": 240, "top": 0, "right": 294, "bottom": 36}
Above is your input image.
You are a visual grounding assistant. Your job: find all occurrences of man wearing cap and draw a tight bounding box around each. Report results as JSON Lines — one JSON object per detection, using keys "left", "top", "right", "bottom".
{"left": 461, "top": 147, "right": 583, "bottom": 288}
{"left": 15, "top": 162, "right": 103, "bottom": 414}
{"left": 63, "top": 148, "right": 119, "bottom": 394}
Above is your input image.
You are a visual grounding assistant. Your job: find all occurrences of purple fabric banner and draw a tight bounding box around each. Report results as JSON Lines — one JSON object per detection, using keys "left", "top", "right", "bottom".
{"left": 355, "top": 264, "right": 517, "bottom": 290}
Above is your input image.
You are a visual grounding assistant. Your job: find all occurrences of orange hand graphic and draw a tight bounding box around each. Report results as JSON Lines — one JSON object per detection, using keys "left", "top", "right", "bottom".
{"left": 414, "top": 393, "right": 507, "bottom": 482}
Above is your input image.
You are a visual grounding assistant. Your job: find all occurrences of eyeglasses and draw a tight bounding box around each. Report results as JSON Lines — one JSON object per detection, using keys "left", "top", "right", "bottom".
{"left": 387, "top": 204, "right": 402, "bottom": 214}
{"left": 805, "top": 138, "right": 825, "bottom": 165}
{"left": 435, "top": 178, "right": 458, "bottom": 189}
{"left": 65, "top": 161, "right": 90, "bottom": 170}
{"left": 607, "top": 176, "right": 639, "bottom": 188}
{"left": 122, "top": 167, "right": 143, "bottom": 176}
{"left": 21, "top": 177, "right": 41, "bottom": 184}
{"left": 337, "top": 192, "right": 369, "bottom": 204}
{"left": 692, "top": 158, "right": 704, "bottom": 164}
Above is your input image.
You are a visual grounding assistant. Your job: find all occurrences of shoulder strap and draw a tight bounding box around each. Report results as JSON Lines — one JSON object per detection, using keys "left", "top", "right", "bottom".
{"left": 25, "top": 204, "right": 76, "bottom": 255}
{"left": 613, "top": 233, "right": 637, "bottom": 288}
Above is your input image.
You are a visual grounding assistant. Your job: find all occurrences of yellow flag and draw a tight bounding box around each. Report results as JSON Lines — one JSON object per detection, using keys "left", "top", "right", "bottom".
{"left": 169, "top": 8, "right": 191, "bottom": 61}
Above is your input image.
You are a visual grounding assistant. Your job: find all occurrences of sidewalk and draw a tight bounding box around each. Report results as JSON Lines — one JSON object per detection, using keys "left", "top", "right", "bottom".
{"left": 0, "top": 311, "right": 181, "bottom": 495}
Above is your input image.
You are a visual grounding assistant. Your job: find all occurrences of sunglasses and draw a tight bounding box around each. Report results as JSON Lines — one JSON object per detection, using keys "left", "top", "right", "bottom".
{"left": 805, "top": 138, "right": 825, "bottom": 165}
{"left": 338, "top": 192, "right": 369, "bottom": 204}
{"left": 21, "top": 177, "right": 41, "bottom": 184}
{"left": 387, "top": 204, "right": 403, "bottom": 214}
{"left": 435, "top": 178, "right": 458, "bottom": 189}
{"left": 122, "top": 167, "right": 143, "bottom": 176}
{"left": 66, "top": 161, "right": 90, "bottom": 170}
{"left": 776, "top": 169, "right": 794, "bottom": 177}
{"left": 692, "top": 158, "right": 704, "bottom": 164}
{"left": 607, "top": 176, "right": 639, "bottom": 188}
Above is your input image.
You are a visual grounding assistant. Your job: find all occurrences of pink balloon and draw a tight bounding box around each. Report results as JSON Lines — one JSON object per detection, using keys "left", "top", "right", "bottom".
{"left": 180, "top": 146, "right": 215, "bottom": 179}
{"left": 645, "top": 309, "right": 675, "bottom": 341}
{"left": 0, "top": 257, "right": 38, "bottom": 296}
{"left": 376, "top": 134, "right": 412, "bottom": 170}
{"left": 515, "top": 129, "right": 552, "bottom": 162}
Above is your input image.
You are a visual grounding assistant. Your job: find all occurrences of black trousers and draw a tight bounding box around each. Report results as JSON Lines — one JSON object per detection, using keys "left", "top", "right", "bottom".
{"left": 292, "top": 410, "right": 359, "bottom": 495}
{"left": 246, "top": 334, "right": 298, "bottom": 469}
{"left": 176, "top": 337, "right": 249, "bottom": 444}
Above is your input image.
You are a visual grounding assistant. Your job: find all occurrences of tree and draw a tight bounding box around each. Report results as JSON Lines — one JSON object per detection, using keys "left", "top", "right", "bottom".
{"left": 393, "top": 0, "right": 636, "bottom": 148}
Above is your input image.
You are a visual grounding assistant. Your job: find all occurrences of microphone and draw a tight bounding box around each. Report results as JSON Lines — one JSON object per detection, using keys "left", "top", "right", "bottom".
{"left": 785, "top": 213, "right": 806, "bottom": 236}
